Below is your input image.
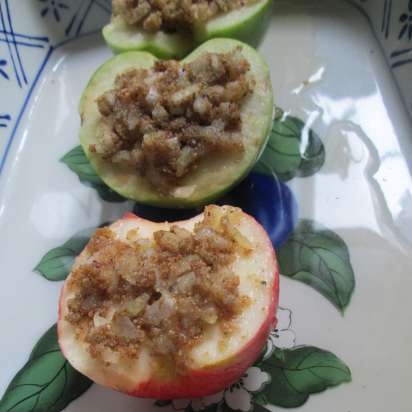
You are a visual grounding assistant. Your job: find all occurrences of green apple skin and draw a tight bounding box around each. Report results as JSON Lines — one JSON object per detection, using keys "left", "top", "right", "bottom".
{"left": 102, "top": 0, "right": 272, "bottom": 59}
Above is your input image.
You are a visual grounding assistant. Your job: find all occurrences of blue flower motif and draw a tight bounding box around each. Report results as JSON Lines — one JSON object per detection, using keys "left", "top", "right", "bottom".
{"left": 219, "top": 173, "right": 298, "bottom": 248}
{"left": 399, "top": 0, "right": 412, "bottom": 40}
{"left": 0, "top": 114, "right": 11, "bottom": 128}
{"left": 38, "top": 0, "right": 69, "bottom": 22}
{"left": 0, "top": 59, "right": 9, "bottom": 80}
{"left": 133, "top": 172, "right": 298, "bottom": 248}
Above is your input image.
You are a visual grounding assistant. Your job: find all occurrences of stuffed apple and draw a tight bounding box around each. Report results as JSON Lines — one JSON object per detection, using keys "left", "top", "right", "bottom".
{"left": 58, "top": 205, "right": 279, "bottom": 399}
{"left": 103, "top": 0, "right": 273, "bottom": 58}
{"left": 79, "top": 38, "right": 273, "bottom": 208}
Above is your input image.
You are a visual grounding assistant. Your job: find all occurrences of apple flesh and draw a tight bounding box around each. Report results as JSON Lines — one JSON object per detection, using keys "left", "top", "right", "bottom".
{"left": 58, "top": 206, "right": 279, "bottom": 399}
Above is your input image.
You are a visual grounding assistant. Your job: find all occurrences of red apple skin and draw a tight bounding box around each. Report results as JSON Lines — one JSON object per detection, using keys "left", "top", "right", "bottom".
{"left": 58, "top": 209, "right": 279, "bottom": 399}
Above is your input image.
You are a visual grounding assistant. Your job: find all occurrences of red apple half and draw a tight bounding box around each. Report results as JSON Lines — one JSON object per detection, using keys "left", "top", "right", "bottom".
{"left": 58, "top": 206, "right": 279, "bottom": 399}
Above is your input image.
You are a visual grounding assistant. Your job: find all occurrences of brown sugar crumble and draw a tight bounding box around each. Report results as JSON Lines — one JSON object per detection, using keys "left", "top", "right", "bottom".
{"left": 92, "top": 48, "right": 253, "bottom": 192}
{"left": 65, "top": 206, "right": 252, "bottom": 371}
{"left": 112, "top": 0, "right": 258, "bottom": 32}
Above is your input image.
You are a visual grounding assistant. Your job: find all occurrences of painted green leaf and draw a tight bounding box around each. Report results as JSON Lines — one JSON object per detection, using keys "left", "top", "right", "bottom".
{"left": 258, "top": 346, "right": 351, "bottom": 408}
{"left": 34, "top": 225, "right": 106, "bottom": 281}
{"left": 250, "top": 402, "right": 271, "bottom": 412}
{"left": 254, "top": 110, "right": 325, "bottom": 181}
{"left": 61, "top": 146, "right": 126, "bottom": 203}
{"left": 277, "top": 219, "right": 355, "bottom": 312}
{"left": 0, "top": 324, "right": 92, "bottom": 412}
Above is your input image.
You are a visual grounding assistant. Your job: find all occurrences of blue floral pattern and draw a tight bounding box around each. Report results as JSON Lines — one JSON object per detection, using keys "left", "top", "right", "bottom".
{"left": 38, "top": 0, "right": 69, "bottom": 23}
{"left": 0, "top": 0, "right": 111, "bottom": 172}
{"left": 399, "top": 0, "right": 412, "bottom": 40}
{"left": 133, "top": 174, "right": 298, "bottom": 248}
{"left": 0, "top": 114, "right": 10, "bottom": 128}
{"left": 64, "top": 0, "right": 110, "bottom": 38}
{"left": 219, "top": 173, "right": 298, "bottom": 247}
{"left": 347, "top": 0, "right": 412, "bottom": 114}
{"left": 0, "top": 58, "right": 7, "bottom": 79}
{"left": 381, "top": 0, "right": 393, "bottom": 38}
{"left": 0, "top": 0, "right": 28, "bottom": 87}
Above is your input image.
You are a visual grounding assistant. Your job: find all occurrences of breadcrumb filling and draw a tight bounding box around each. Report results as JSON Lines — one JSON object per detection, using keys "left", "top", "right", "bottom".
{"left": 113, "top": 0, "right": 258, "bottom": 32}
{"left": 92, "top": 49, "right": 253, "bottom": 192}
{"left": 66, "top": 206, "right": 252, "bottom": 371}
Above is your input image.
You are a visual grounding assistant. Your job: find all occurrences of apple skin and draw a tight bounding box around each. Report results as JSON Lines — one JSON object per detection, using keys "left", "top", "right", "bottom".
{"left": 58, "top": 209, "right": 279, "bottom": 399}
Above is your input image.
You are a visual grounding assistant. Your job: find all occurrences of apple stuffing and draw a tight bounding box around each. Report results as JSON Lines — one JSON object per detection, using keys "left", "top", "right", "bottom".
{"left": 58, "top": 205, "right": 279, "bottom": 399}
{"left": 92, "top": 48, "right": 253, "bottom": 192}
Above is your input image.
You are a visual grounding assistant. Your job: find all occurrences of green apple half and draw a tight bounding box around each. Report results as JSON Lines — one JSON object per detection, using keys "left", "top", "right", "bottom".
{"left": 102, "top": 0, "right": 273, "bottom": 58}
{"left": 79, "top": 38, "right": 273, "bottom": 208}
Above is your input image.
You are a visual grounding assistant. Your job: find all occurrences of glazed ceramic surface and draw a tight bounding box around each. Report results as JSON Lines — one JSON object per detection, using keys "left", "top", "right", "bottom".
{"left": 1, "top": 1, "right": 412, "bottom": 412}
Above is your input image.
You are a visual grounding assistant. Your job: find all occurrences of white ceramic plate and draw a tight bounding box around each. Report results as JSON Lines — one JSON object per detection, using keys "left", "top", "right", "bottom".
{"left": 1, "top": 1, "right": 412, "bottom": 412}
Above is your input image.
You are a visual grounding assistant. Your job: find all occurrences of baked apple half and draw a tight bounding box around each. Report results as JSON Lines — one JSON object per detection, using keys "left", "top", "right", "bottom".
{"left": 79, "top": 38, "right": 273, "bottom": 208}
{"left": 103, "top": 0, "right": 273, "bottom": 58}
{"left": 58, "top": 205, "right": 279, "bottom": 399}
